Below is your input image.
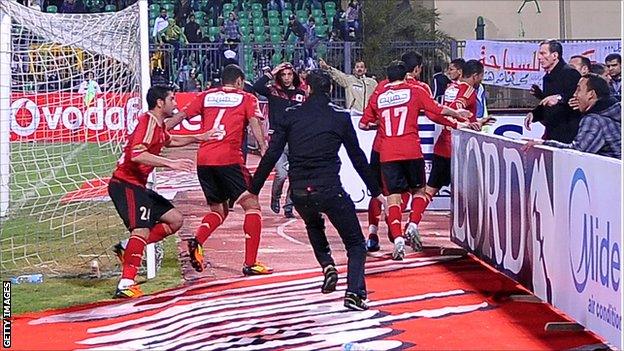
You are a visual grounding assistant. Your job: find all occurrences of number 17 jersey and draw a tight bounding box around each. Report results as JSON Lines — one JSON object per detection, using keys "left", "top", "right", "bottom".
{"left": 361, "top": 81, "right": 450, "bottom": 162}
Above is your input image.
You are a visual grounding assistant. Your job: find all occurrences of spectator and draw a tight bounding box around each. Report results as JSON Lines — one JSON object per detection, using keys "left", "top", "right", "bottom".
{"left": 252, "top": 62, "right": 307, "bottom": 218}
{"left": 184, "top": 14, "right": 203, "bottom": 44}
{"left": 162, "top": 18, "right": 188, "bottom": 62}
{"left": 525, "top": 40, "right": 581, "bottom": 143}
{"left": 78, "top": 71, "right": 102, "bottom": 95}
{"left": 605, "top": 53, "right": 621, "bottom": 100}
{"left": 284, "top": 14, "right": 306, "bottom": 43}
{"left": 183, "top": 69, "right": 202, "bottom": 92}
{"left": 524, "top": 74, "right": 621, "bottom": 159}
{"left": 152, "top": 9, "right": 169, "bottom": 41}
{"left": 268, "top": 0, "right": 285, "bottom": 12}
{"left": 303, "top": 17, "right": 321, "bottom": 64}
{"left": 206, "top": 0, "right": 222, "bottom": 25}
{"left": 60, "top": 0, "right": 84, "bottom": 13}
{"left": 431, "top": 64, "right": 451, "bottom": 101}
{"left": 27, "top": 0, "right": 41, "bottom": 10}
{"left": 319, "top": 58, "right": 377, "bottom": 114}
{"left": 345, "top": 0, "right": 361, "bottom": 40}
{"left": 590, "top": 63, "right": 612, "bottom": 82}
{"left": 223, "top": 11, "right": 241, "bottom": 43}
{"left": 569, "top": 55, "right": 591, "bottom": 76}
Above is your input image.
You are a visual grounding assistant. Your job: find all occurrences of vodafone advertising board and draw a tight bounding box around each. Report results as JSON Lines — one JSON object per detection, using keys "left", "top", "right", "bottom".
{"left": 8, "top": 92, "right": 235, "bottom": 142}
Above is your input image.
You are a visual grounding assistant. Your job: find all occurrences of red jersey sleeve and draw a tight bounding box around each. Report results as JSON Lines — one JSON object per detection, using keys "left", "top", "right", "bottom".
{"left": 245, "top": 94, "right": 264, "bottom": 121}
{"left": 416, "top": 87, "right": 457, "bottom": 128}
{"left": 450, "top": 83, "right": 475, "bottom": 110}
{"left": 129, "top": 114, "right": 158, "bottom": 157}
{"left": 359, "top": 90, "right": 379, "bottom": 126}
{"left": 180, "top": 92, "right": 206, "bottom": 118}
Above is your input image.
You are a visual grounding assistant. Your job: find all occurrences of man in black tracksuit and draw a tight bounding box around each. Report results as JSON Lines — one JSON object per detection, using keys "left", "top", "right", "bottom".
{"left": 253, "top": 62, "right": 307, "bottom": 218}
{"left": 526, "top": 40, "right": 581, "bottom": 143}
{"left": 247, "top": 70, "right": 384, "bottom": 311}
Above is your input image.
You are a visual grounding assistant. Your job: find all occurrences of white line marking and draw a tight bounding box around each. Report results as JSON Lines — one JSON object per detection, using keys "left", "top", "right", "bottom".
{"left": 276, "top": 218, "right": 306, "bottom": 245}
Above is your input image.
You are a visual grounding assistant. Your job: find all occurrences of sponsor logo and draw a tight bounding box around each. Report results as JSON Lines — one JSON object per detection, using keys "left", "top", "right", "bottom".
{"left": 378, "top": 89, "right": 410, "bottom": 108}
{"left": 568, "top": 168, "right": 620, "bottom": 294}
{"left": 10, "top": 95, "right": 141, "bottom": 138}
{"left": 444, "top": 86, "right": 459, "bottom": 103}
{"left": 204, "top": 91, "right": 243, "bottom": 107}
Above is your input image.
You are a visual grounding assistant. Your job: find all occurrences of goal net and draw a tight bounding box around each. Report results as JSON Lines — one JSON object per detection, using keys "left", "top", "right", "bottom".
{"left": 0, "top": 0, "right": 151, "bottom": 277}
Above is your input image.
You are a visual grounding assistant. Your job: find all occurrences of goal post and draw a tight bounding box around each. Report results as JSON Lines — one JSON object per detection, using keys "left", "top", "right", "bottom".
{"left": 0, "top": 0, "right": 159, "bottom": 278}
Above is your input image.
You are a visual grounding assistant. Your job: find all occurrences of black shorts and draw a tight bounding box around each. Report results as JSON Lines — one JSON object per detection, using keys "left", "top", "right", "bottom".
{"left": 427, "top": 154, "right": 452, "bottom": 189}
{"left": 108, "top": 178, "right": 175, "bottom": 231}
{"left": 380, "top": 159, "right": 426, "bottom": 194}
{"left": 197, "top": 164, "right": 251, "bottom": 204}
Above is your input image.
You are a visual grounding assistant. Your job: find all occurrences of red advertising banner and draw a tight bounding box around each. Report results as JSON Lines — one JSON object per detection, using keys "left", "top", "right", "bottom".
{"left": 9, "top": 92, "right": 269, "bottom": 142}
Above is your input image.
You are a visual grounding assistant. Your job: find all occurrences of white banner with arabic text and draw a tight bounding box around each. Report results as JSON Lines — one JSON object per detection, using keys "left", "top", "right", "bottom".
{"left": 464, "top": 40, "right": 622, "bottom": 90}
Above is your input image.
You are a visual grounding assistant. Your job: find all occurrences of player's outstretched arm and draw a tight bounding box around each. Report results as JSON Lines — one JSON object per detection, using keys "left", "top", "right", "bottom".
{"left": 165, "top": 111, "right": 188, "bottom": 130}
{"left": 166, "top": 128, "right": 223, "bottom": 147}
{"left": 131, "top": 152, "right": 194, "bottom": 172}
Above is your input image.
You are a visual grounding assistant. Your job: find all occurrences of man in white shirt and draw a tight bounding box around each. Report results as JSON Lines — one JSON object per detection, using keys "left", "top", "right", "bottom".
{"left": 152, "top": 9, "right": 169, "bottom": 40}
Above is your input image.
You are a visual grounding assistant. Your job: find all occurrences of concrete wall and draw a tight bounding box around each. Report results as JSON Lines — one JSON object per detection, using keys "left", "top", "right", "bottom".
{"left": 433, "top": 0, "right": 621, "bottom": 40}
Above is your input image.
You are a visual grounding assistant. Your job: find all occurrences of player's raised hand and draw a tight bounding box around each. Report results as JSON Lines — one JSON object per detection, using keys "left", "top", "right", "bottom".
{"left": 318, "top": 58, "right": 329, "bottom": 70}
{"left": 169, "top": 158, "right": 195, "bottom": 172}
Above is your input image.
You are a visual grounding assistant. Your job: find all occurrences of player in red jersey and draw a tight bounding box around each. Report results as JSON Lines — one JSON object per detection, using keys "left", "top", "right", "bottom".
{"left": 359, "top": 60, "right": 472, "bottom": 260}
{"left": 170, "top": 64, "right": 271, "bottom": 276}
{"left": 407, "top": 60, "right": 495, "bottom": 250}
{"left": 364, "top": 51, "right": 453, "bottom": 252}
{"left": 108, "top": 85, "right": 219, "bottom": 298}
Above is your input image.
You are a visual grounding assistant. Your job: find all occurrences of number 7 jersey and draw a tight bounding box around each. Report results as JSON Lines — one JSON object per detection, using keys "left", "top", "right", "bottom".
{"left": 361, "top": 81, "right": 456, "bottom": 162}
{"left": 180, "top": 86, "right": 263, "bottom": 166}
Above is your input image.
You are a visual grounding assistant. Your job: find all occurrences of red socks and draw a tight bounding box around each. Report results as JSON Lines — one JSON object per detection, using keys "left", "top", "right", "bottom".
{"left": 147, "top": 223, "right": 173, "bottom": 244}
{"left": 243, "top": 211, "right": 262, "bottom": 266}
{"left": 400, "top": 192, "right": 411, "bottom": 211}
{"left": 409, "top": 194, "right": 431, "bottom": 224}
{"left": 387, "top": 204, "right": 403, "bottom": 243}
{"left": 121, "top": 234, "right": 147, "bottom": 280}
{"left": 367, "top": 197, "right": 382, "bottom": 227}
{"left": 196, "top": 212, "right": 224, "bottom": 244}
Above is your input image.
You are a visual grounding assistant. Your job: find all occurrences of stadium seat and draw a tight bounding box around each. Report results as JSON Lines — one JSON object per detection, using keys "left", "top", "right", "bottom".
{"left": 251, "top": 3, "right": 262, "bottom": 13}
{"left": 46, "top": 5, "right": 57, "bottom": 12}
{"left": 314, "top": 16, "right": 324, "bottom": 25}
{"left": 326, "top": 9, "right": 336, "bottom": 21}
{"left": 251, "top": 11, "right": 263, "bottom": 19}
{"left": 208, "top": 26, "right": 221, "bottom": 37}
{"left": 194, "top": 11, "right": 206, "bottom": 21}
{"left": 268, "top": 17, "right": 280, "bottom": 27}
{"left": 149, "top": 4, "right": 160, "bottom": 12}
{"left": 296, "top": 9, "right": 308, "bottom": 19}
{"left": 239, "top": 18, "right": 250, "bottom": 27}
{"left": 267, "top": 10, "right": 279, "bottom": 19}
{"left": 254, "top": 26, "right": 265, "bottom": 35}
{"left": 254, "top": 33, "right": 266, "bottom": 43}
{"left": 324, "top": 2, "right": 336, "bottom": 12}
{"left": 269, "top": 25, "right": 282, "bottom": 36}
{"left": 241, "top": 34, "right": 253, "bottom": 44}
{"left": 252, "top": 18, "right": 264, "bottom": 27}
{"left": 271, "top": 52, "right": 283, "bottom": 66}
{"left": 316, "top": 25, "right": 328, "bottom": 37}
{"left": 161, "top": 3, "right": 174, "bottom": 12}
{"left": 311, "top": 9, "right": 323, "bottom": 18}
{"left": 240, "top": 26, "right": 251, "bottom": 36}
{"left": 282, "top": 9, "right": 293, "bottom": 21}
{"left": 283, "top": 1, "right": 292, "bottom": 10}
{"left": 270, "top": 33, "right": 281, "bottom": 43}
{"left": 223, "top": 3, "right": 234, "bottom": 14}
